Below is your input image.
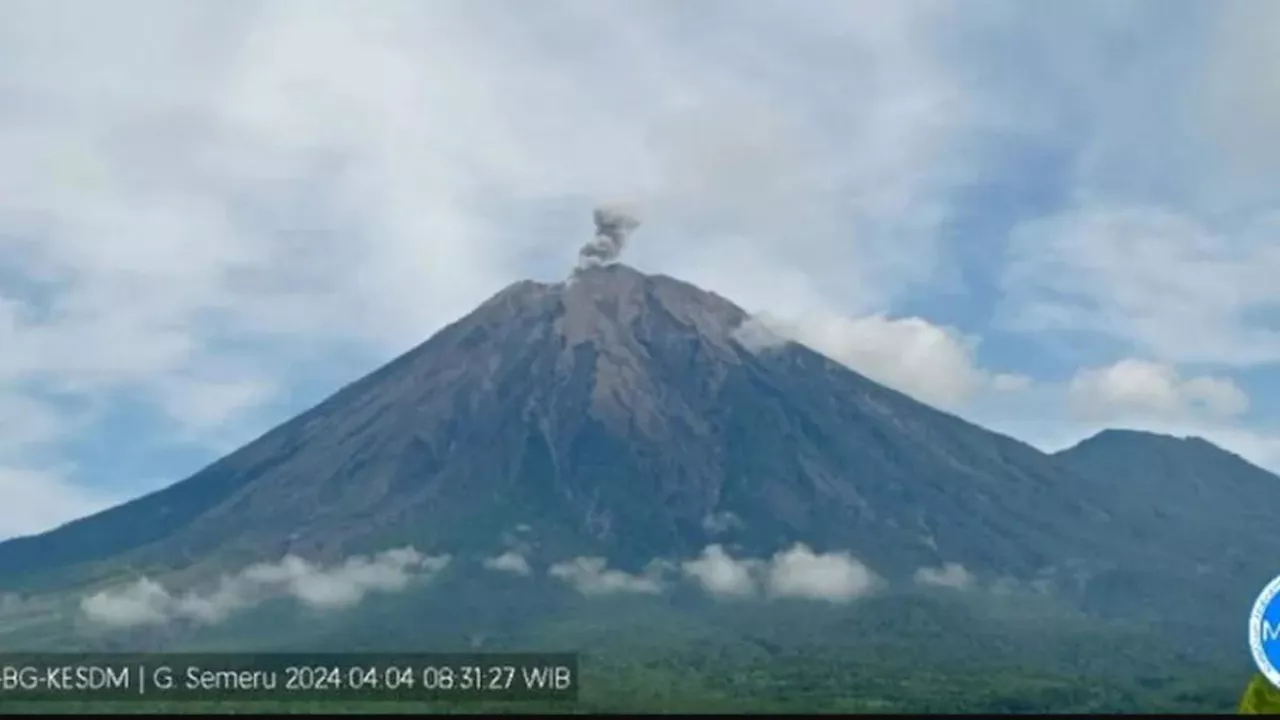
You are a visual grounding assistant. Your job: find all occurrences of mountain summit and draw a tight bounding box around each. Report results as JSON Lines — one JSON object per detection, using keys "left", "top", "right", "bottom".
{"left": 1, "top": 264, "right": 1277, "bottom": 632}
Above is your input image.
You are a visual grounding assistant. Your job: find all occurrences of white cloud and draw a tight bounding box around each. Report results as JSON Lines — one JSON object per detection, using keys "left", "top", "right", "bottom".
{"left": 151, "top": 373, "right": 278, "bottom": 433}
{"left": 991, "top": 373, "right": 1033, "bottom": 393}
{"left": 1068, "top": 359, "right": 1249, "bottom": 422}
{"left": 547, "top": 557, "right": 664, "bottom": 597}
{"left": 914, "top": 562, "right": 975, "bottom": 590}
{"left": 765, "top": 543, "right": 879, "bottom": 602}
{"left": 1197, "top": 1, "right": 1280, "bottom": 200}
{"left": 970, "top": 3, "right": 1280, "bottom": 471}
{"left": 0, "top": 390, "right": 72, "bottom": 458}
{"left": 681, "top": 543, "right": 880, "bottom": 603}
{"left": 80, "top": 546, "right": 448, "bottom": 628}
{"left": 736, "top": 313, "right": 1027, "bottom": 409}
{"left": 0, "top": 468, "right": 120, "bottom": 541}
{"left": 80, "top": 577, "right": 174, "bottom": 629}
{"left": 0, "top": 0, "right": 972, "bottom": 364}
{"left": 1002, "top": 208, "right": 1280, "bottom": 367}
{"left": 681, "top": 544, "right": 760, "bottom": 598}
{"left": 483, "top": 551, "right": 532, "bottom": 577}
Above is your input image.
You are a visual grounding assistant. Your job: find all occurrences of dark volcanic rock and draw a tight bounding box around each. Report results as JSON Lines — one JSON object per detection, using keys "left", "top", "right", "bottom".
{"left": 0, "top": 265, "right": 1274, "bottom": 624}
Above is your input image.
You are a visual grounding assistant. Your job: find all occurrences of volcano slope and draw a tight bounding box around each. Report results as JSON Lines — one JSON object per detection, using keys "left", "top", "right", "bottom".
{"left": 0, "top": 264, "right": 1145, "bottom": 581}
{"left": 0, "top": 263, "right": 1271, "bottom": 711}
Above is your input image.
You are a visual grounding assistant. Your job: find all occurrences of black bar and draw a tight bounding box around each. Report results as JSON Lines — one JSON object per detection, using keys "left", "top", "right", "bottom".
{"left": 0, "top": 652, "right": 578, "bottom": 702}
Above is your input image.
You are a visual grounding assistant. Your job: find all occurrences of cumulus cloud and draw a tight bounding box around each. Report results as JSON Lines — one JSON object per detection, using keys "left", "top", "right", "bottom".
{"left": 914, "top": 562, "right": 975, "bottom": 590}
{"left": 735, "top": 313, "right": 1028, "bottom": 409}
{"left": 483, "top": 551, "right": 532, "bottom": 577}
{"left": 680, "top": 543, "right": 880, "bottom": 603}
{"left": 80, "top": 578, "right": 174, "bottom": 629}
{"left": 765, "top": 544, "right": 880, "bottom": 602}
{"left": 1068, "top": 359, "right": 1250, "bottom": 422}
{"left": 80, "top": 547, "right": 449, "bottom": 628}
{"left": 681, "top": 545, "right": 761, "bottom": 598}
{"left": 547, "top": 557, "right": 665, "bottom": 597}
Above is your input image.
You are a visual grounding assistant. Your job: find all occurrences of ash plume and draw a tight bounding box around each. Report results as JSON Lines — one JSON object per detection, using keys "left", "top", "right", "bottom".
{"left": 577, "top": 205, "right": 641, "bottom": 271}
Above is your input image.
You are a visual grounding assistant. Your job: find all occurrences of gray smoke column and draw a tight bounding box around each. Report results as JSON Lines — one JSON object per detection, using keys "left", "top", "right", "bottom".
{"left": 577, "top": 205, "right": 641, "bottom": 271}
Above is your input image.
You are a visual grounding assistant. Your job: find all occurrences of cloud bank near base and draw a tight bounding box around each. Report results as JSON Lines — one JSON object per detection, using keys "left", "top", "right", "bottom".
{"left": 72, "top": 541, "right": 1064, "bottom": 632}
{"left": 543, "top": 543, "right": 882, "bottom": 603}
{"left": 518, "top": 541, "right": 1022, "bottom": 605}
{"left": 681, "top": 544, "right": 881, "bottom": 602}
{"left": 547, "top": 557, "right": 667, "bottom": 596}
{"left": 80, "top": 547, "right": 449, "bottom": 629}
{"left": 914, "top": 562, "right": 976, "bottom": 590}
{"left": 483, "top": 551, "right": 532, "bottom": 577}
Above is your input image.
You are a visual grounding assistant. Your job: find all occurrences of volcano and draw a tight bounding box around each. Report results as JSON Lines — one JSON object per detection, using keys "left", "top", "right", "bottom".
{"left": 0, "top": 263, "right": 1276, "bottom": 634}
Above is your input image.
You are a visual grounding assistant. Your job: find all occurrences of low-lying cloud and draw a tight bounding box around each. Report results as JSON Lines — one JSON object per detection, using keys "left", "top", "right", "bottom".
{"left": 682, "top": 543, "right": 880, "bottom": 603}
{"left": 483, "top": 551, "right": 532, "bottom": 577}
{"left": 767, "top": 544, "right": 880, "bottom": 601}
{"left": 913, "top": 563, "right": 1064, "bottom": 597}
{"left": 547, "top": 557, "right": 666, "bottom": 596}
{"left": 81, "top": 547, "right": 450, "bottom": 629}
{"left": 681, "top": 545, "right": 760, "bottom": 598}
{"left": 914, "top": 562, "right": 975, "bottom": 590}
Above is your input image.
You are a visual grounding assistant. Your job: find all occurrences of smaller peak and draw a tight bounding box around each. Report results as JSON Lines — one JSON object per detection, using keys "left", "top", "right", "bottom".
{"left": 1086, "top": 428, "right": 1169, "bottom": 443}
{"left": 1068, "top": 428, "right": 1219, "bottom": 453}
{"left": 1062, "top": 427, "right": 1272, "bottom": 475}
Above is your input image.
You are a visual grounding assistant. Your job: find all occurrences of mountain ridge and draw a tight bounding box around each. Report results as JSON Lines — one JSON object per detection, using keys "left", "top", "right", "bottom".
{"left": 0, "top": 264, "right": 1275, "bottom": 638}
{"left": 1060, "top": 427, "right": 1269, "bottom": 470}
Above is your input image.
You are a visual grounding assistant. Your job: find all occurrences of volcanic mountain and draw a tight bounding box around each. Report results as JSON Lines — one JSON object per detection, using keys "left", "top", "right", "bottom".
{"left": 0, "top": 264, "right": 1276, "bottom": 631}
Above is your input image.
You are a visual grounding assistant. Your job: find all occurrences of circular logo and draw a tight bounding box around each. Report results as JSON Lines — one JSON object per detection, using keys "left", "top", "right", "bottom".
{"left": 1249, "top": 574, "right": 1280, "bottom": 688}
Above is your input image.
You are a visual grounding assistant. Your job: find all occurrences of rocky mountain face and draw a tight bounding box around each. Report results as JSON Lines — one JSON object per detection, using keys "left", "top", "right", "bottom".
{"left": 0, "top": 264, "right": 1276, "bottom": 629}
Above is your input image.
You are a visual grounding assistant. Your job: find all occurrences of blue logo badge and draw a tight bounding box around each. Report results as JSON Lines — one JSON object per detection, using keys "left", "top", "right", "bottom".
{"left": 1250, "top": 574, "right": 1280, "bottom": 688}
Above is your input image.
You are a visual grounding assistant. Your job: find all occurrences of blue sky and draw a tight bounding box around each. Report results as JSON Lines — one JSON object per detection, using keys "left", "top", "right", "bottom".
{"left": 1, "top": 0, "right": 1278, "bottom": 540}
